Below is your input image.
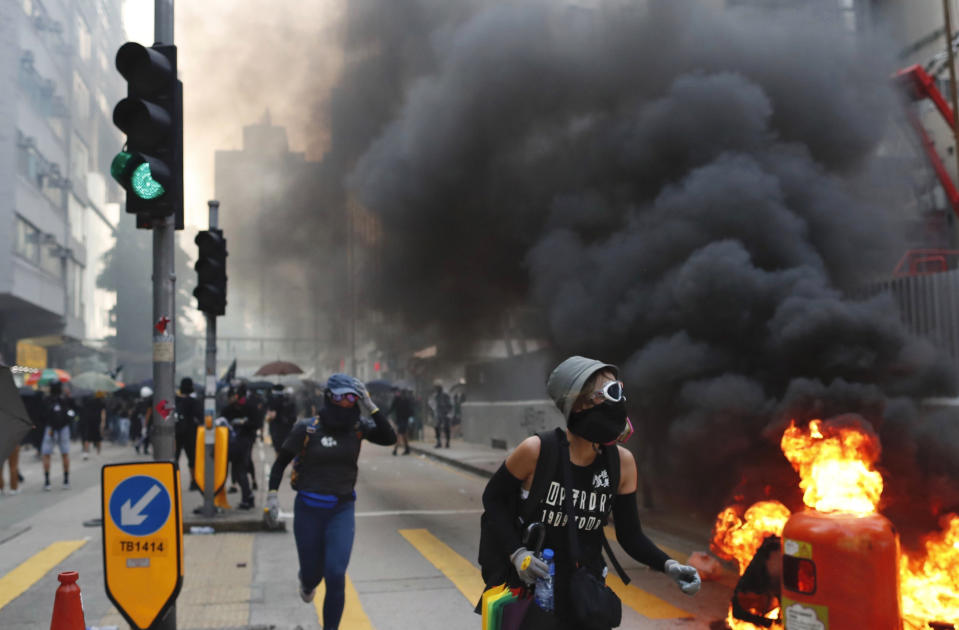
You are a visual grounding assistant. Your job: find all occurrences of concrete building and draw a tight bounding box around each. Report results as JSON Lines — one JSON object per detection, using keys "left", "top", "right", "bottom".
{"left": 0, "top": 0, "right": 126, "bottom": 373}
{"left": 213, "top": 113, "right": 346, "bottom": 378}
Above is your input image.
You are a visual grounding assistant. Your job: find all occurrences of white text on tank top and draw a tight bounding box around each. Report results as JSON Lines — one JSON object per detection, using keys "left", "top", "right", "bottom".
{"left": 538, "top": 468, "right": 612, "bottom": 531}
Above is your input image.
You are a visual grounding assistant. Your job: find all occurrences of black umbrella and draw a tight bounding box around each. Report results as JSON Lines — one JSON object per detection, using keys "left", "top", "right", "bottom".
{"left": 0, "top": 366, "right": 34, "bottom": 463}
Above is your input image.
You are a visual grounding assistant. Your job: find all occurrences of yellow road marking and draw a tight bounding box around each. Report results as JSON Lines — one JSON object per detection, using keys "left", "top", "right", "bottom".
{"left": 0, "top": 539, "right": 88, "bottom": 610}
{"left": 313, "top": 573, "right": 374, "bottom": 630}
{"left": 399, "top": 528, "right": 485, "bottom": 604}
{"left": 606, "top": 574, "right": 695, "bottom": 620}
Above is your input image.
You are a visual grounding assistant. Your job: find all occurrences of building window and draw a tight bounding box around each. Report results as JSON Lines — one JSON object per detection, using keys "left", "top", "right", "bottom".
{"left": 16, "top": 135, "right": 43, "bottom": 188}
{"left": 39, "top": 238, "right": 63, "bottom": 277}
{"left": 70, "top": 133, "right": 89, "bottom": 199}
{"left": 97, "top": 89, "right": 109, "bottom": 118}
{"left": 19, "top": 50, "right": 67, "bottom": 121}
{"left": 68, "top": 196, "right": 85, "bottom": 244}
{"left": 76, "top": 15, "right": 91, "bottom": 61}
{"left": 73, "top": 71, "right": 90, "bottom": 122}
{"left": 14, "top": 215, "right": 65, "bottom": 278}
{"left": 67, "top": 260, "right": 83, "bottom": 318}
{"left": 14, "top": 216, "right": 41, "bottom": 264}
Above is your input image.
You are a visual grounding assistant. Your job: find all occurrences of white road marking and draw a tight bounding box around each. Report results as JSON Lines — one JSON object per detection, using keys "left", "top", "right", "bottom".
{"left": 355, "top": 509, "right": 483, "bottom": 517}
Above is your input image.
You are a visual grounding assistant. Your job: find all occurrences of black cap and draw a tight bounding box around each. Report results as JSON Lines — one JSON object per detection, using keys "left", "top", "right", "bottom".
{"left": 180, "top": 377, "right": 194, "bottom": 394}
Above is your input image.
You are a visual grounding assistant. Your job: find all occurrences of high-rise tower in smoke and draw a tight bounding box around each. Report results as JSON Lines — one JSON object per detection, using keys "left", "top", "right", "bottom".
{"left": 214, "top": 112, "right": 344, "bottom": 377}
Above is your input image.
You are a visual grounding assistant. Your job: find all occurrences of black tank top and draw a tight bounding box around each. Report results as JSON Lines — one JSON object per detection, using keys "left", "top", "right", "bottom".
{"left": 523, "top": 451, "right": 616, "bottom": 616}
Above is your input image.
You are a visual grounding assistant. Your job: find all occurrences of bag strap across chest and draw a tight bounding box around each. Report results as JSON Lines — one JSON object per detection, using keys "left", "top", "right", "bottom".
{"left": 557, "top": 432, "right": 631, "bottom": 585}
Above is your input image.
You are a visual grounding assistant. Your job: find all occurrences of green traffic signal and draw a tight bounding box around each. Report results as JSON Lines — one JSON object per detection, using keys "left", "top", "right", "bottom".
{"left": 131, "top": 162, "right": 165, "bottom": 200}
{"left": 110, "top": 151, "right": 166, "bottom": 200}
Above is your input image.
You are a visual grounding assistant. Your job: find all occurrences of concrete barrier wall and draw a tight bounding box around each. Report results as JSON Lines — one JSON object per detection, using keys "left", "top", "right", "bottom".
{"left": 461, "top": 400, "right": 564, "bottom": 450}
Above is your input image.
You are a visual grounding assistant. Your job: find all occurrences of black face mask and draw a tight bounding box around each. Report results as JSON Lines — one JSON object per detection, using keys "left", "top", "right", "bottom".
{"left": 568, "top": 401, "right": 628, "bottom": 444}
{"left": 322, "top": 400, "right": 360, "bottom": 431}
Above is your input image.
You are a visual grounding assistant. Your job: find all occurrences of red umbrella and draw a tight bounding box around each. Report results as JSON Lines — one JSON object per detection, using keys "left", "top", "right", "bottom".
{"left": 254, "top": 361, "right": 304, "bottom": 376}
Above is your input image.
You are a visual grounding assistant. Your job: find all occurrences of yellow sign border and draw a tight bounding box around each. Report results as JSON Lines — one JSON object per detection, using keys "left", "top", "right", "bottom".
{"left": 101, "top": 461, "right": 183, "bottom": 630}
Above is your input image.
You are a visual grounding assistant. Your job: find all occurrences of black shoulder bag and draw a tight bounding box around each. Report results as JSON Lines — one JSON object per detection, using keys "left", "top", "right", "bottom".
{"left": 559, "top": 435, "right": 622, "bottom": 630}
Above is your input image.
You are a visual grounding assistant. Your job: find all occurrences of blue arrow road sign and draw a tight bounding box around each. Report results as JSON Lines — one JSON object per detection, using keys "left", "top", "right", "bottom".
{"left": 109, "top": 475, "right": 172, "bottom": 537}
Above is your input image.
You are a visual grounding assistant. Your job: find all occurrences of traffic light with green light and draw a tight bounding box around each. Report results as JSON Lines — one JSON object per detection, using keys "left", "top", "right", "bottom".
{"left": 111, "top": 42, "right": 183, "bottom": 229}
{"left": 194, "top": 229, "right": 227, "bottom": 316}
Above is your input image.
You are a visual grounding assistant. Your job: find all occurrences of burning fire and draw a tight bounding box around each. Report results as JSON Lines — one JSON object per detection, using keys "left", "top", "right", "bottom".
{"left": 725, "top": 607, "right": 781, "bottom": 630}
{"left": 713, "top": 501, "right": 790, "bottom": 630}
{"left": 713, "top": 419, "right": 959, "bottom": 629}
{"left": 780, "top": 419, "right": 883, "bottom": 516}
{"left": 899, "top": 514, "right": 959, "bottom": 630}
{"left": 712, "top": 500, "right": 791, "bottom": 574}
{"left": 713, "top": 419, "right": 886, "bottom": 629}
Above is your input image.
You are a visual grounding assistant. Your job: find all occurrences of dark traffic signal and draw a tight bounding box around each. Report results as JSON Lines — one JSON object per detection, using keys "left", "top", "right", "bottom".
{"left": 110, "top": 42, "right": 183, "bottom": 229}
{"left": 194, "top": 229, "right": 227, "bottom": 316}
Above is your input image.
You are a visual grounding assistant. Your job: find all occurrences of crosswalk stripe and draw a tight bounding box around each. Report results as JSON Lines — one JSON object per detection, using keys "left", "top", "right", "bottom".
{"left": 0, "top": 539, "right": 88, "bottom": 611}
{"left": 399, "top": 528, "right": 485, "bottom": 604}
{"left": 606, "top": 574, "right": 694, "bottom": 620}
{"left": 313, "top": 573, "right": 374, "bottom": 630}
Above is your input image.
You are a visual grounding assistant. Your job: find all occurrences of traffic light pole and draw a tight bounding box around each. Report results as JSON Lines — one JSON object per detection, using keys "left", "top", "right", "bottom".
{"left": 202, "top": 201, "right": 219, "bottom": 518}
{"left": 151, "top": 0, "right": 176, "bottom": 468}
{"left": 152, "top": 2, "right": 176, "bottom": 630}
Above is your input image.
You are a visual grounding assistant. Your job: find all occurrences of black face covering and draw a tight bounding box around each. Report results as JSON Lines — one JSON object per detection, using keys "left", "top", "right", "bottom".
{"left": 568, "top": 401, "right": 628, "bottom": 444}
{"left": 322, "top": 400, "right": 360, "bottom": 431}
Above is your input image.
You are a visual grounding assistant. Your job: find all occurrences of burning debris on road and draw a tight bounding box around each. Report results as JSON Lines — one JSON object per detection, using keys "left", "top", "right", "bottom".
{"left": 712, "top": 417, "right": 959, "bottom": 630}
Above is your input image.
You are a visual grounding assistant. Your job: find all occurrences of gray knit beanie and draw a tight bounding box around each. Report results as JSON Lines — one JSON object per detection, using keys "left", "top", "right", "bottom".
{"left": 546, "top": 356, "right": 618, "bottom": 421}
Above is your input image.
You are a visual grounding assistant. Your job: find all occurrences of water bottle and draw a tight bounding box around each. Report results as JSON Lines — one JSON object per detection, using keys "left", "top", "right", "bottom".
{"left": 534, "top": 548, "right": 555, "bottom": 612}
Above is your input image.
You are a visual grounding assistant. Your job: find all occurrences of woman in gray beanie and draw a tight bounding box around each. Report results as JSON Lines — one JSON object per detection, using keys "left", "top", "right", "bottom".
{"left": 479, "top": 356, "right": 700, "bottom": 629}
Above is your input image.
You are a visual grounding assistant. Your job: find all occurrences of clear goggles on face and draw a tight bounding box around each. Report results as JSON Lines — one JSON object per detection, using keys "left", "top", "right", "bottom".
{"left": 585, "top": 380, "right": 626, "bottom": 407}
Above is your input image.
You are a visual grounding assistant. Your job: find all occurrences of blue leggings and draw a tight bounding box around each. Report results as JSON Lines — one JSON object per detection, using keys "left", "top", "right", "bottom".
{"left": 293, "top": 494, "right": 356, "bottom": 630}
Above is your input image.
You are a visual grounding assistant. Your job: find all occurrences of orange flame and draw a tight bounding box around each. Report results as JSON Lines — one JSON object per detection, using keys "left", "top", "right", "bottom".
{"left": 712, "top": 500, "right": 792, "bottom": 575}
{"left": 780, "top": 419, "right": 883, "bottom": 516}
{"left": 714, "top": 419, "right": 959, "bottom": 629}
{"left": 899, "top": 513, "right": 959, "bottom": 630}
{"left": 726, "top": 605, "right": 782, "bottom": 630}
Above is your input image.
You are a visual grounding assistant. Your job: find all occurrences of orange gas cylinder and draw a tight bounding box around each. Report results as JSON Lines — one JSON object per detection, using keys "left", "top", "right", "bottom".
{"left": 781, "top": 511, "right": 902, "bottom": 630}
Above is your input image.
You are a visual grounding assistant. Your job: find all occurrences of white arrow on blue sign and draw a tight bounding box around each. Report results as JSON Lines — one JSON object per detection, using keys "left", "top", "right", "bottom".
{"left": 108, "top": 475, "right": 172, "bottom": 536}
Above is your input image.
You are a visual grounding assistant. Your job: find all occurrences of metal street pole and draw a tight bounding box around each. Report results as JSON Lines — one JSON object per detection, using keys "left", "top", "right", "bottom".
{"left": 151, "top": 0, "right": 176, "bottom": 465}
{"left": 944, "top": 1, "right": 959, "bottom": 189}
{"left": 202, "top": 201, "right": 219, "bottom": 518}
{"left": 151, "top": 3, "right": 177, "bottom": 630}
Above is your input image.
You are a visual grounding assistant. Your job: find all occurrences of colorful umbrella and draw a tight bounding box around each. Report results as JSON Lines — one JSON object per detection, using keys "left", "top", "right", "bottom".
{"left": 24, "top": 368, "right": 71, "bottom": 387}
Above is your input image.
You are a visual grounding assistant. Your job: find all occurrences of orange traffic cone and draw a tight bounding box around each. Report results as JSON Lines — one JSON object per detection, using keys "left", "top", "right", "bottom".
{"left": 49, "top": 571, "right": 85, "bottom": 630}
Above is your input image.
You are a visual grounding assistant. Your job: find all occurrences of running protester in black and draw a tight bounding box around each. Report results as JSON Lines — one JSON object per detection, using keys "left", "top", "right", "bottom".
{"left": 265, "top": 374, "right": 395, "bottom": 630}
{"left": 479, "top": 356, "right": 701, "bottom": 630}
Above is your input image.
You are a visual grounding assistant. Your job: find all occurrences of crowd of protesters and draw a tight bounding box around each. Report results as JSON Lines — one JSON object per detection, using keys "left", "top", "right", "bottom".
{"left": 0, "top": 373, "right": 460, "bottom": 501}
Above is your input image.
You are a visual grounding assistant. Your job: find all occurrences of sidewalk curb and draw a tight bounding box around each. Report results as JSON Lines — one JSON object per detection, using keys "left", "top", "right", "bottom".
{"left": 407, "top": 445, "right": 496, "bottom": 479}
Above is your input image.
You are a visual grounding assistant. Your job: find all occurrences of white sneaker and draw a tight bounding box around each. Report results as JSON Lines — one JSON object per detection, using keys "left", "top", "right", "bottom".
{"left": 8, "top": 488, "right": 20, "bottom": 495}
{"left": 82, "top": 453, "right": 89, "bottom": 461}
{"left": 62, "top": 481, "right": 71, "bottom": 490}
{"left": 43, "top": 483, "right": 51, "bottom": 491}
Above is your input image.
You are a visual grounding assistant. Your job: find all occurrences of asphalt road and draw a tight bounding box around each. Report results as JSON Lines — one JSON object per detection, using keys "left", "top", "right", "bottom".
{"left": 0, "top": 438, "right": 735, "bottom": 629}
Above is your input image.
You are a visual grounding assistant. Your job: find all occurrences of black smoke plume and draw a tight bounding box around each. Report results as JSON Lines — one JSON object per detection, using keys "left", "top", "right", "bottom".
{"left": 280, "top": 1, "right": 959, "bottom": 525}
